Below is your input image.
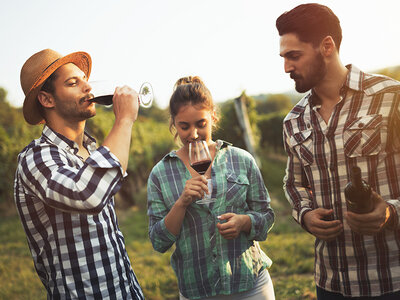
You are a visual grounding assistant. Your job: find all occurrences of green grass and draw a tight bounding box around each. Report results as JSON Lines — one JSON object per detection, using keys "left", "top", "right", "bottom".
{"left": 0, "top": 153, "right": 317, "bottom": 300}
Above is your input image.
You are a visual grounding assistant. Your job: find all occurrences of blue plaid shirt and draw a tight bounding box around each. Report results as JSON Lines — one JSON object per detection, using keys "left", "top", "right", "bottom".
{"left": 14, "top": 125, "right": 143, "bottom": 299}
{"left": 147, "top": 140, "right": 274, "bottom": 299}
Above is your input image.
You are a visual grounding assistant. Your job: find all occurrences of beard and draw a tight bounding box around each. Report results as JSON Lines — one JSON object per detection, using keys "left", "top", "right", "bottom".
{"left": 291, "top": 52, "right": 327, "bottom": 93}
{"left": 54, "top": 94, "right": 96, "bottom": 121}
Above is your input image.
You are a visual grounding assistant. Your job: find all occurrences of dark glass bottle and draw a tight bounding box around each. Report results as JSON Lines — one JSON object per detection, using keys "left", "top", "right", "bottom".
{"left": 344, "top": 166, "right": 374, "bottom": 214}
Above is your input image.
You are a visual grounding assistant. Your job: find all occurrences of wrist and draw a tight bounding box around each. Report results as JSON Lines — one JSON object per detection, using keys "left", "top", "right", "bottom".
{"left": 241, "top": 215, "right": 252, "bottom": 233}
{"left": 175, "top": 197, "right": 190, "bottom": 209}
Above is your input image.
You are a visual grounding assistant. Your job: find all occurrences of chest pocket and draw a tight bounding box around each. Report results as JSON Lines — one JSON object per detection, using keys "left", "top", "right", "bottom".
{"left": 225, "top": 173, "right": 249, "bottom": 209}
{"left": 289, "top": 129, "right": 313, "bottom": 166}
{"left": 343, "top": 114, "right": 383, "bottom": 157}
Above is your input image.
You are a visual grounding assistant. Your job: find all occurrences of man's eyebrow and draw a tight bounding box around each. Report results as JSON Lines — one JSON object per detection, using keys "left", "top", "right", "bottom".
{"left": 280, "top": 50, "right": 302, "bottom": 58}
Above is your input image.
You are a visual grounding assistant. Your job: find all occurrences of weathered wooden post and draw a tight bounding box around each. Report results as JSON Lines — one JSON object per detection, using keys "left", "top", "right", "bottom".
{"left": 234, "top": 94, "right": 262, "bottom": 168}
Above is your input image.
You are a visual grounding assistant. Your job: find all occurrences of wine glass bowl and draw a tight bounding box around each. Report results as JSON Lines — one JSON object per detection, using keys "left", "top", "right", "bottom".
{"left": 188, "top": 140, "right": 214, "bottom": 203}
{"left": 87, "top": 80, "right": 154, "bottom": 107}
{"left": 189, "top": 140, "right": 212, "bottom": 175}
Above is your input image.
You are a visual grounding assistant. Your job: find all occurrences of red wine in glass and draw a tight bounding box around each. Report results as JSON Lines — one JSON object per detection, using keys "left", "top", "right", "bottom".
{"left": 191, "top": 160, "right": 211, "bottom": 175}
{"left": 89, "top": 95, "right": 113, "bottom": 105}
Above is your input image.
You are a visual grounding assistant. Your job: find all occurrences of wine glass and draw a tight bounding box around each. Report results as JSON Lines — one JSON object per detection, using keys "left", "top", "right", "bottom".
{"left": 188, "top": 140, "right": 214, "bottom": 204}
{"left": 87, "top": 80, "right": 153, "bottom": 108}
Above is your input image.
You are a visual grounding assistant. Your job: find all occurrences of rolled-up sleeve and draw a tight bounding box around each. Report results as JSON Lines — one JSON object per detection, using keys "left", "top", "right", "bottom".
{"left": 245, "top": 154, "right": 275, "bottom": 241}
{"left": 147, "top": 170, "right": 178, "bottom": 253}
{"left": 18, "top": 144, "right": 124, "bottom": 214}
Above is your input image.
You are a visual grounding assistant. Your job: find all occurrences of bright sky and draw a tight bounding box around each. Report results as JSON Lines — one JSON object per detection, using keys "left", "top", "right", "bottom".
{"left": 1, "top": 0, "right": 400, "bottom": 109}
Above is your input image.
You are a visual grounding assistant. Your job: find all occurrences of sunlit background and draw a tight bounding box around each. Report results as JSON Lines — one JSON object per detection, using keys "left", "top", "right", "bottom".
{"left": 1, "top": 0, "right": 400, "bottom": 109}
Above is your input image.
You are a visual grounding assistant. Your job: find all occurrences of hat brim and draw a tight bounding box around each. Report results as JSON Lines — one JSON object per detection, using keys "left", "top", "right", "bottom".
{"left": 23, "top": 51, "right": 92, "bottom": 125}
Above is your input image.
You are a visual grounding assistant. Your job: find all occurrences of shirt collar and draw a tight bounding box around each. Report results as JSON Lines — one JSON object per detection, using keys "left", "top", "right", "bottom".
{"left": 42, "top": 125, "right": 97, "bottom": 154}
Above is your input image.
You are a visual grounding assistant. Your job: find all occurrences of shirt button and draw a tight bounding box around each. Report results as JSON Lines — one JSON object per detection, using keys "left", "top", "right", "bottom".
{"left": 307, "top": 123, "right": 311, "bottom": 129}
{"left": 358, "top": 123, "right": 364, "bottom": 128}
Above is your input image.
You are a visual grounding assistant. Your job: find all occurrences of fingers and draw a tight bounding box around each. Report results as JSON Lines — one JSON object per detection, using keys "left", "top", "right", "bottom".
{"left": 345, "top": 211, "right": 385, "bottom": 235}
{"left": 216, "top": 214, "right": 242, "bottom": 239}
{"left": 112, "top": 86, "right": 139, "bottom": 122}
{"left": 345, "top": 194, "right": 389, "bottom": 235}
{"left": 180, "top": 176, "right": 209, "bottom": 206}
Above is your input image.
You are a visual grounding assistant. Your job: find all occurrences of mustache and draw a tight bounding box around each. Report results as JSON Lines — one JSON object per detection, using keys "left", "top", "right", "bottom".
{"left": 80, "top": 93, "right": 94, "bottom": 103}
{"left": 290, "top": 73, "right": 301, "bottom": 80}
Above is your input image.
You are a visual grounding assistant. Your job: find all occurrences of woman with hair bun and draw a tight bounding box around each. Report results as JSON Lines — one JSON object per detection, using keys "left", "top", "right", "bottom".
{"left": 147, "top": 76, "right": 275, "bottom": 299}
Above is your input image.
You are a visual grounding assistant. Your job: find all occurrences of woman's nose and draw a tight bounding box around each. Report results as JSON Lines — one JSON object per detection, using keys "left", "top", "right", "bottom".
{"left": 191, "top": 128, "right": 199, "bottom": 140}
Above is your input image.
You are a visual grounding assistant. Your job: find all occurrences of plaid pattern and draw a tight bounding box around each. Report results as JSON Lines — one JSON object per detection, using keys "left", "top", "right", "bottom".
{"left": 147, "top": 141, "right": 274, "bottom": 299}
{"left": 14, "top": 125, "right": 143, "bottom": 299}
{"left": 283, "top": 64, "right": 400, "bottom": 297}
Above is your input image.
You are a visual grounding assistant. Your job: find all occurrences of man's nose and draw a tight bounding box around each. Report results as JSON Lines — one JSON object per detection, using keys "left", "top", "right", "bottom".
{"left": 284, "top": 59, "right": 294, "bottom": 73}
{"left": 84, "top": 80, "right": 92, "bottom": 93}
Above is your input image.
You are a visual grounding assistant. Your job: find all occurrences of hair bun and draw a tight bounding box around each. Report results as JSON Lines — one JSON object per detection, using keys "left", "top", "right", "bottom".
{"left": 175, "top": 76, "right": 204, "bottom": 88}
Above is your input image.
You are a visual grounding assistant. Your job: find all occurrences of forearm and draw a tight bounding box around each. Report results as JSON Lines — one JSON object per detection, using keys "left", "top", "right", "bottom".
{"left": 164, "top": 198, "right": 188, "bottom": 236}
{"left": 103, "top": 118, "right": 133, "bottom": 173}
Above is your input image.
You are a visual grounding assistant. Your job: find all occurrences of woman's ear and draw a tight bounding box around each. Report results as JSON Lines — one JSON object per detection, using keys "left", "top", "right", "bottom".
{"left": 37, "top": 91, "right": 55, "bottom": 109}
{"left": 211, "top": 110, "right": 219, "bottom": 124}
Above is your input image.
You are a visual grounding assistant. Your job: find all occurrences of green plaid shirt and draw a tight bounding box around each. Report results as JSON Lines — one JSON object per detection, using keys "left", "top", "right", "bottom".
{"left": 147, "top": 140, "right": 274, "bottom": 299}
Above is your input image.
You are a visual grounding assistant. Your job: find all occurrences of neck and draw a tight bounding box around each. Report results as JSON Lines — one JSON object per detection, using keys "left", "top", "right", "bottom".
{"left": 314, "top": 59, "right": 348, "bottom": 104}
{"left": 46, "top": 118, "right": 86, "bottom": 146}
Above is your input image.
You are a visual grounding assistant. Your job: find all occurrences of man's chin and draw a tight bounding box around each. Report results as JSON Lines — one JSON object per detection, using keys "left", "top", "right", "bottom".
{"left": 295, "top": 83, "right": 312, "bottom": 93}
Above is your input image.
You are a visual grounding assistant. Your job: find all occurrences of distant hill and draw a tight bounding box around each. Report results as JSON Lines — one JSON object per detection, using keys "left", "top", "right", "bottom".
{"left": 252, "top": 91, "right": 304, "bottom": 105}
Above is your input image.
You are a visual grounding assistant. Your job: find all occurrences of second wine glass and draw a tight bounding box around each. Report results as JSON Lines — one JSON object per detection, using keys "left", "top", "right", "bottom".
{"left": 87, "top": 81, "right": 153, "bottom": 108}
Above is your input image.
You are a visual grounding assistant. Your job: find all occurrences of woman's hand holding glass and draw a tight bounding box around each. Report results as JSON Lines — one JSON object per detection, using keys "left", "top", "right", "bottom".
{"left": 178, "top": 176, "right": 208, "bottom": 207}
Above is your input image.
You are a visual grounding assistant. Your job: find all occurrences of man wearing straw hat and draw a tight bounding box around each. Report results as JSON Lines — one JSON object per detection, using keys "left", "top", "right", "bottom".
{"left": 14, "top": 49, "right": 144, "bottom": 299}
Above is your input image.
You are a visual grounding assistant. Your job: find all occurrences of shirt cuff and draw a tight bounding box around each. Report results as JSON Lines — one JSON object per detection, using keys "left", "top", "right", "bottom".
{"left": 86, "top": 146, "right": 126, "bottom": 178}
{"left": 246, "top": 214, "right": 257, "bottom": 240}
{"left": 299, "top": 208, "right": 313, "bottom": 233}
{"left": 159, "top": 218, "right": 179, "bottom": 242}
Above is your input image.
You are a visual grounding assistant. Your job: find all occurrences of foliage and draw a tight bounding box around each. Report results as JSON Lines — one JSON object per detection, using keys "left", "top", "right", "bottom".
{"left": 375, "top": 66, "right": 400, "bottom": 81}
{"left": 213, "top": 91, "right": 260, "bottom": 149}
{"left": 255, "top": 93, "right": 293, "bottom": 115}
{"left": 0, "top": 91, "right": 42, "bottom": 210}
{"left": 257, "top": 111, "right": 287, "bottom": 152}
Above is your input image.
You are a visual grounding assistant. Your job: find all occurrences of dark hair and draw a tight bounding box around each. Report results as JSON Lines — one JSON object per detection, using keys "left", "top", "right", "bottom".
{"left": 169, "top": 76, "right": 218, "bottom": 139}
{"left": 37, "top": 71, "right": 58, "bottom": 120}
{"left": 41, "top": 71, "right": 58, "bottom": 94}
{"left": 276, "top": 3, "right": 342, "bottom": 51}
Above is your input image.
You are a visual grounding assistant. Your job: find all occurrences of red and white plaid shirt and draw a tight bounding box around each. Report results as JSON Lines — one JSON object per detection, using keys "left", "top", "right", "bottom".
{"left": 283, "top": 64, "right": 400, "bottom": 297}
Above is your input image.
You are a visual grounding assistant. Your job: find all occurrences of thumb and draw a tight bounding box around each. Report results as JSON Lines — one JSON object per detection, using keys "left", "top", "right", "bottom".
{"left": 217, "top": 213, "right": 235, "bottom": 221}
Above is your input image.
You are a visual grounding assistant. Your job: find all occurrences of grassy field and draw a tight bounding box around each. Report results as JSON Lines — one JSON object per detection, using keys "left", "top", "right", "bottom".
{"left": 0, "top": 153, "right": 317, "bottom": 300}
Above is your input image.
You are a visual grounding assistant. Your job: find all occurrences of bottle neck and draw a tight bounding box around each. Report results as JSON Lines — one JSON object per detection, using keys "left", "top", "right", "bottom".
{"left": 350, "top": 166, "right": 363, "bottom": 188}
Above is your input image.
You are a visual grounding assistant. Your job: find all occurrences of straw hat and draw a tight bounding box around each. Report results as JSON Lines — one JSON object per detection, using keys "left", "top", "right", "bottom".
{"left": 20, "top": 49, "right": 92, "bottom": 125}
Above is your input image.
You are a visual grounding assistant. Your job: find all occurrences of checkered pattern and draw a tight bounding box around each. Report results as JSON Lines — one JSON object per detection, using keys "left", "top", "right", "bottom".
{"left": 14, "top": 125, "right": 143, "bottom": 299}
{"left": 283, "top": 65, "right": 400, "bottom": 297}
{"left": 147, "top": 141, "right": 275, "bottom": 299}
